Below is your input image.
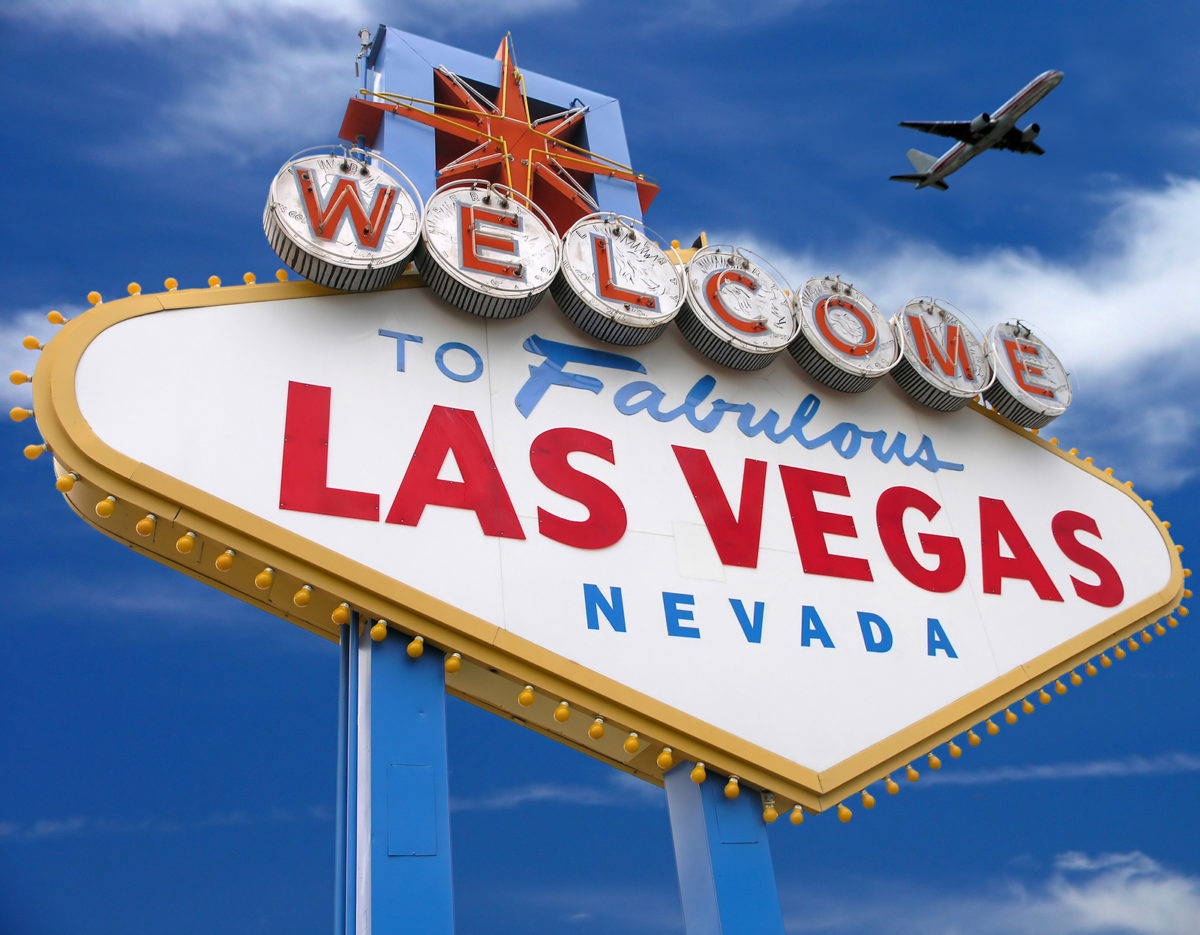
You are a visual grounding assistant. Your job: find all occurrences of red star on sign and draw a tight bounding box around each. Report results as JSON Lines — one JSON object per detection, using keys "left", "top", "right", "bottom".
{"left": 339, "top": 35, "right": 659, "bottom": 235}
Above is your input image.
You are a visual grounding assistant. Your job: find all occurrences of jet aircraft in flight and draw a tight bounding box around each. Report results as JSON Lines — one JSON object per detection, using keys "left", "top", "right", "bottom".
{"left": 890, "top": 70, "right": 1063, "bottom": 191}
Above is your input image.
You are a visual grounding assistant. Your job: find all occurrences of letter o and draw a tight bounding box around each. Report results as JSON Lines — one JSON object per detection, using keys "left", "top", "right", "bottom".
{"left": 435, "top": 341, "right": 484, "bottom": 383}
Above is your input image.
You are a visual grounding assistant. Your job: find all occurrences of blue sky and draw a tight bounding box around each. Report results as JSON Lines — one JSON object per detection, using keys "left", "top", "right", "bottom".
{"left": 3, "top": 2, "right": 1199, "bottom": 933}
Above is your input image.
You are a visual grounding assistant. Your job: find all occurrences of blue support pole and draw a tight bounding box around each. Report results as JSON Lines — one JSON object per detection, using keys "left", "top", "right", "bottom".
{"left": 338, "top": 620, "right": 455, "bottom": 934}
{"left": 664, "top": 765, "right": 786, "bottom": 935}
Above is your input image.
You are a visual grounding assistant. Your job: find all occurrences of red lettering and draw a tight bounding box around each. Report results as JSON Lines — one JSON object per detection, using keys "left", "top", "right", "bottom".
{"left": 279, "top": 382, "right": 379, "bottom": 520}
{"left": 385, "top": 405, "right": 525, "bottom": 539}
{"left": 815, "top": 296, "right": 877, "bottom": 357}
{"left": 907, "top": 315, "right": 975, "bottom": 380}
{"left": 530, "top": 428, "right": 626, "bottom": 549}
{"left": 979, "top": 497, "right": 1062, "bottom": 601}
{"left": 295, "top": 168, "right": 398, "bottom": 250}
{"left": 459, "top": 204, "right": 522, "bottom": 279}
{"left": 673, "top": 446, "right": 767, "bottom": 568}
{"left": 877, "top": 487, "right": 965, "bottom": 593}
{"left": 1003, "top": 338, "right": 1056, "bottom": 398}
{"left": 780, "top": 466, "right": 872, "bottom": 581}
{"left": 703, "top": 269, "right": 766, "bottom": 333}
{"left": 1052, "top": 511, "right": 1124, "bottom": 607}
{"left": 592, "top": 235, "right": 657, "bottom": 309}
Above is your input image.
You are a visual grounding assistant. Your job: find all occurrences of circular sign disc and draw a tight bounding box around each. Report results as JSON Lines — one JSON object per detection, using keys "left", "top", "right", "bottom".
{"left": 983, "top": 321, "right": 1072, "bottom": 427}
{"left": 550, "top": 214, "right": 683, "bottom": 345}
{"left": 790, "top": 277, "right": 899, "bottom": 392}
{"left": 678, "top": 247, "right": 796, "bottom": 370}
{"left": 891, "top": 298, "right": 990, "bottom": 411}
{"left": 264, "top": 151, "right": 422, "bottom": 292}
{"left": 417, "top": 183, "right": 560, "bottom": 318}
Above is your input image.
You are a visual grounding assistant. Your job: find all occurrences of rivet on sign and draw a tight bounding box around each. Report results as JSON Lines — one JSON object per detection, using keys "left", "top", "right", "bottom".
{"left": 175, "top": 531, "right": 196, "bottom": 554}
{"left": 406, "top": 636, "right": 424, "bottom": 659}
{"left": 215, "top": 549, "right": 236, "bottom": 572}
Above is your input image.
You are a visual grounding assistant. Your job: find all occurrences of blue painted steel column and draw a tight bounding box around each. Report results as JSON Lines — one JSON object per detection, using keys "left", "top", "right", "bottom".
{"left": 664, "top": 764, "right": 786, "bottom": 935}
{"left": 337, "top": 618, "right": 455, "bottom": 934}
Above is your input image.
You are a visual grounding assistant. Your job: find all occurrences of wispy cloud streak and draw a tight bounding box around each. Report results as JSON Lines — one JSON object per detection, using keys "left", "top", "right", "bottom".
{"left": 919, "top": 752, "right": 1200, "bottom": 787}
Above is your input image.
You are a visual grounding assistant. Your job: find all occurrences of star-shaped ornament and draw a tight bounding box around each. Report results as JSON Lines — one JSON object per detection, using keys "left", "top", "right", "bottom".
{"left": 340, "top": 36, "right": 659, "bottom": 234}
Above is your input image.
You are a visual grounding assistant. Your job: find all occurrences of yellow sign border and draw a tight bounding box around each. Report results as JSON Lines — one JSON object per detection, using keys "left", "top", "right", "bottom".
{"left": 30, "top": 276, "right": 1185, "bottom": 815}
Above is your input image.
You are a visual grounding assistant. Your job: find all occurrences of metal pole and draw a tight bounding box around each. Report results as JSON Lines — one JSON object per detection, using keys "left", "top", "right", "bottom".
{"left": 664, "top": 763, "right": 786, "bottom": 935}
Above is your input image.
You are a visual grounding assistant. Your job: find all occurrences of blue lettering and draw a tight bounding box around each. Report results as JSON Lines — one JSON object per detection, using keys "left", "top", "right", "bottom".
{"left": 729, "top": 599, "right": 765, "bottom": 644}
{"left": 378, "top": 329, "right": 422, "bottom": 371}
{"left": 664, "top": 592, "right": 700, "bottom": 639}
{"left": 857, "top": 612, "right": 893, "bottom": 653}
{"left": 515, "top": 335, "right": 645, "bottom": 417}
{"left": 435, "top": 341, "right": 484, "bottom": 383}
{"left": 800, "top": 605, "right": 835, "bottom": 648}
{"left": 927, "top": 618, "right": 958, "bottom": 658}
{"left": 584, "top": 584, "right": 626, "bottom": 632}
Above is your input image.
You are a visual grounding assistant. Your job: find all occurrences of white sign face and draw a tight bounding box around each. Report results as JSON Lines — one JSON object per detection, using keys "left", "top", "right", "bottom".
{"left": 62, "top": 285, "right": 1179, "bottom": 787}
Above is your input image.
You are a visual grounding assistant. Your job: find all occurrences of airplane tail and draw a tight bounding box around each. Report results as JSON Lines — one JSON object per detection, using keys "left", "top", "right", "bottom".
{"left": 889, "top": 173, "right": 950, "bottom": 191}
{"left": 889, "top": 149, "right": 948, "bottom": 190}
{"left": 905, "top": 149, "right": 938, "bottom": 173}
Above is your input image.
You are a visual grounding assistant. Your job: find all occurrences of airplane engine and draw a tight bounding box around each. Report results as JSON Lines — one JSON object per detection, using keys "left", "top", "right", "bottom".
{"left": 1021, "top": 123, "right": 1041, "bottom": 142}
{"left": 969, "top": 112, "right": 991, "bottom": 134}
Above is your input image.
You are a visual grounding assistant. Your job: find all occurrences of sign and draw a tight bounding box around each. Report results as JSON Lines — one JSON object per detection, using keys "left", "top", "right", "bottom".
{"left": 27, "top": 276, "right": 1184, "bottom": 813}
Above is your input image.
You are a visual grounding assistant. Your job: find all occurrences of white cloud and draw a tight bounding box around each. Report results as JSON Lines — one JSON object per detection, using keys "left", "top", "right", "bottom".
{"left": 919, "top": 752, "right": 1200, "bottom": 787}
{"left": 783, "top": 851, "right": 1200, "bottom": 935}
{"left": 0, "top": 805, "right": 330, "bottom": 841}
{"left": 451, "top": 771, "right": 662, "bottom": 812}
{"left": 0, "top": 308, "right": 77, "bottom": 407}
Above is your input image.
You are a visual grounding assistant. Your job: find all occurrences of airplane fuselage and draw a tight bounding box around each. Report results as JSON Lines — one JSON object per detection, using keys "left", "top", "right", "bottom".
{"left": 915, "top": 70, "right": 1063, "bottom": 189}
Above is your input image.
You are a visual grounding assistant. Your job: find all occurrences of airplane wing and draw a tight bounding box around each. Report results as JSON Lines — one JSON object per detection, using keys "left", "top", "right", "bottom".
{"left": 994, "top": 127, "right": 1045, "bottom": 155}
{"left": 897, "top": 121, "right": 975, "bottom": 141}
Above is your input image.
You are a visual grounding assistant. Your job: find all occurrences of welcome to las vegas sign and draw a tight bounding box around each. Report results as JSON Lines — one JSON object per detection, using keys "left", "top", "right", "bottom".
{"left": 16, "top": 30, "right": 1185, "bottom": 818}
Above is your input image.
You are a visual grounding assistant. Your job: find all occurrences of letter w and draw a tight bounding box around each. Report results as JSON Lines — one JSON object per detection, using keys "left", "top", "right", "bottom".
{"left": 294, "top": 167, "right": 398, "bottom": 250}
{"left": 672, "top": 446, "right": 766, "bottom": 568}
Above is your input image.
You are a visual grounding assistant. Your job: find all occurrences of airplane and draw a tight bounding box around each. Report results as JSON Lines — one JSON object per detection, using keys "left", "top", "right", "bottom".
{"left": 890, "top": 70, "right": 1063, "bottom": 191}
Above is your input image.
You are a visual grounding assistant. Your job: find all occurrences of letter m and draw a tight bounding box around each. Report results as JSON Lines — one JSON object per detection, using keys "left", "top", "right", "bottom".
{"left": 907, "top": 315, "right": 976, "bottom": 381}
{"left": 293, "top": 166, "right": 398, "bottom": 250}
